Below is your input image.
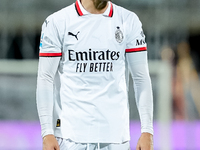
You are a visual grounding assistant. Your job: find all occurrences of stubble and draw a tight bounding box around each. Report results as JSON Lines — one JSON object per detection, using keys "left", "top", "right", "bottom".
{"left": 92, "top": 0, "right": 110, "bottom": 10}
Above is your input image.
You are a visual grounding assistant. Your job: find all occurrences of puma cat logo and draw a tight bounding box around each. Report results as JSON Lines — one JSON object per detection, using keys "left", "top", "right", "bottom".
{"left": 68, "top": 31, "right": 80, "bottom": 40}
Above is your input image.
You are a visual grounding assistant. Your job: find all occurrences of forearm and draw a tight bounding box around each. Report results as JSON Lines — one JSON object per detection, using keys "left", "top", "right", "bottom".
{"left": 36, "top": 57, "right": 60, "bottom": 137}
{"left": 36, "top": 81, "right": 54, "bottom": 137}
{"left": 132, "top": 64, "right": 153, "bottom": 134}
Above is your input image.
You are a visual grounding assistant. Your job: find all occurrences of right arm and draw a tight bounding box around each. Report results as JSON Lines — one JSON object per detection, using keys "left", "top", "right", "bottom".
{"left": 36, "top": 15, "right": 63, "bottom": 150}
{"left": 36, "top": 57, "right": 60, "bottom": 137}
{"left": 37, "top": 50, "right": 61, "bottom": 150}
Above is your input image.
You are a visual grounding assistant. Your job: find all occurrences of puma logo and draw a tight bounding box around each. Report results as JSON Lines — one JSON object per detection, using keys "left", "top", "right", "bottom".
{"left": 68, "top": 31, "right": 80, "bottom": 40}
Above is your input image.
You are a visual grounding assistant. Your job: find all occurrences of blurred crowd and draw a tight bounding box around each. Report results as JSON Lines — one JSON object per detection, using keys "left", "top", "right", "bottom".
{"left": 161, "top": 41, "right": 200, "bottom": 120}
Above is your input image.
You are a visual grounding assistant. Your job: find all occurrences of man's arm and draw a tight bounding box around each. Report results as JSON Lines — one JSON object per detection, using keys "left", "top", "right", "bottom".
{"left": 36, "top": 57, "right": 61, "bottom": 150}
{"left": 126, "top": 51, "right": 153, "bottom": 149}
{"left": 36, "top": 11, "right": 64, "bottom": 149}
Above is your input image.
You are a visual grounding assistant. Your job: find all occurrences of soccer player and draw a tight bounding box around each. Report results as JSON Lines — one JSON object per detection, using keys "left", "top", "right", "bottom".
{"left": 36, "top": 0, "right": 154, "bottom": 149}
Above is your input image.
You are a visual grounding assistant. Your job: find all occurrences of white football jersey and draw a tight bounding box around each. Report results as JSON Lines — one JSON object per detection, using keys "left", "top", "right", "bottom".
{"left": 38, "top": 0, "right": 152, "bottom": 143}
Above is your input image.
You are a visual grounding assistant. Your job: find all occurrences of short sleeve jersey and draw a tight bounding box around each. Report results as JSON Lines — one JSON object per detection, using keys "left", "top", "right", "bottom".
{"left": 39, "top": 0, "right": 147, "bottom": 143}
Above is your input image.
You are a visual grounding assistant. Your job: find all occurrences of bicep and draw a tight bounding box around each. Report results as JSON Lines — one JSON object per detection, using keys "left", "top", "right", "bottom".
{"left": 126, "top": 51, "right": 149, "bottom": 78}
{"left": 37, "top": 57, "right": 61, "bottom": 83}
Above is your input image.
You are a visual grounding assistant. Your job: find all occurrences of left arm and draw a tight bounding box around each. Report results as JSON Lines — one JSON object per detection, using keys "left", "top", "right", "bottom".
{"left": 126, "top": 51, "right": 153, "bottom": 150}
{"left": 125, "top": 12, "right": 153, "bottom": 149}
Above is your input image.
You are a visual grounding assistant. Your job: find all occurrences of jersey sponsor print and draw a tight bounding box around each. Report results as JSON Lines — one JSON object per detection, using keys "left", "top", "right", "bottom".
{"left": 68, "top": 48, "right": 120, "bottom": 72}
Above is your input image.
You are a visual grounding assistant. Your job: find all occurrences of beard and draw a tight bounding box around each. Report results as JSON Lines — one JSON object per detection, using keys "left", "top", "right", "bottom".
{"left": 92, "top": 0, "right": 110, "bottom": 10}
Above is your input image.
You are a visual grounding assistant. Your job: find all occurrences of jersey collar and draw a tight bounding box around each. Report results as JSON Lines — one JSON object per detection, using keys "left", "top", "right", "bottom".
{"left": 75, "top": 0, "right": 113, "bottom": 17}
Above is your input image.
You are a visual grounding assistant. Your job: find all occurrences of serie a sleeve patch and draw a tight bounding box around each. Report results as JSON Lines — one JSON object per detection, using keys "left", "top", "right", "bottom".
{"left": 56, "top": 119, "right": 61, "bottom": 127}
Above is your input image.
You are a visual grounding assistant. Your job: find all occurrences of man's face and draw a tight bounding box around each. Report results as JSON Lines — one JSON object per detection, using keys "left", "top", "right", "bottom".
{"left": 92, "top": 0, "right": 110, "bottom": 10}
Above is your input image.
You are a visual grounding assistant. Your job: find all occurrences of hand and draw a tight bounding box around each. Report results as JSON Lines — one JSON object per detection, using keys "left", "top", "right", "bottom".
{"left": 43, "top": 134, "right": 60, "bottom": 150}
{"left": 136, "top": 132, "right": 153, "bottom": 150}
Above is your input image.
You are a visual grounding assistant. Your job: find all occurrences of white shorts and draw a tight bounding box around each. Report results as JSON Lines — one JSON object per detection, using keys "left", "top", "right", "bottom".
{"left": 56, "top": 137, "right": 130, "bottom": 150}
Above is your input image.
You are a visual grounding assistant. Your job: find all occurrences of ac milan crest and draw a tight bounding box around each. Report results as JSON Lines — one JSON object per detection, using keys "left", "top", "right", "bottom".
{"left": 115, "top": 26, "right": 123, "bottom": 43}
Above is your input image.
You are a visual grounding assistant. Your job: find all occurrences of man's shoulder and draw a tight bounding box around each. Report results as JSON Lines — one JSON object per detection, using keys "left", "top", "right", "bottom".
{"left": 112, "top": 3, "right": 138, "bottom": 20}
{"left": 46, "top": 3, "right": 75, "bottom": 23}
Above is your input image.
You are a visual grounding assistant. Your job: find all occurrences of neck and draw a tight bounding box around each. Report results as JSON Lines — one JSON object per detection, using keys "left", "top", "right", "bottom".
{"left": 81, "top": 0, "right": 109, "bottom": 14}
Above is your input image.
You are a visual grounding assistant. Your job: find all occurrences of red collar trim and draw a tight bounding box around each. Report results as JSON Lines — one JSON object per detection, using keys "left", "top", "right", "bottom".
{"left": 75, "top": 0, "right": 83, "bottom": 16}
{"left": 108, "top": 3, "right": 113, "bottom": 17}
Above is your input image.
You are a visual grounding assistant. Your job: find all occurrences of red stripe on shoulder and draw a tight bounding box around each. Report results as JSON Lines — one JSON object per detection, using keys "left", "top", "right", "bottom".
{"left": 75, "top": 0, "right": 83, "bottom": 16}
{"left": 39, "top": 53, "right": 62, "bottom": 57}
{"left": 126, "top": 47, "right": 147, "bottom": 53}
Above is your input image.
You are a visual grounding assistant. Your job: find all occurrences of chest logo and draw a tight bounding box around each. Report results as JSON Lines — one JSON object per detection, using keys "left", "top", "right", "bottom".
{"left": 68, "top": 31, "right": 80, "bottom": 40}
{"left": 115, "top": 27, "right": 123, "bottom": 43}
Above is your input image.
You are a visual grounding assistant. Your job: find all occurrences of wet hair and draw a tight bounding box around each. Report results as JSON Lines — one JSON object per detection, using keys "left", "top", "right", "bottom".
{"left": 93, "top": 0, "right": 111, "bottom": 10}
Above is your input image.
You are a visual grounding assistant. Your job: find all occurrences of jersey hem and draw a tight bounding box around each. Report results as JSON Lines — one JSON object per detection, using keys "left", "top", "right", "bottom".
{"left": 54, "top": 132, "right": 130, "bottom": 144}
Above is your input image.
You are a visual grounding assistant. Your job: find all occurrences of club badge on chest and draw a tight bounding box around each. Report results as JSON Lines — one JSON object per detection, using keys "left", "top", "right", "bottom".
{"left": 115, "top": 26, "right": 124, "bottom": 43}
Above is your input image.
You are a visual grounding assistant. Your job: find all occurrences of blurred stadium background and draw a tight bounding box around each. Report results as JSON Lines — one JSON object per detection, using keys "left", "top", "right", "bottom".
{"left": 0, "top": 0, "right": 200, "bottom": 149}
